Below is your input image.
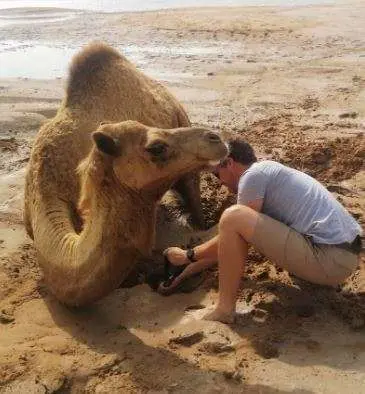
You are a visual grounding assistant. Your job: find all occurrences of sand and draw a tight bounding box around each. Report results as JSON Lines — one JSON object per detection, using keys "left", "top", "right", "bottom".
{"left": 0, "top": 2, "right": 365, "bottom": 393}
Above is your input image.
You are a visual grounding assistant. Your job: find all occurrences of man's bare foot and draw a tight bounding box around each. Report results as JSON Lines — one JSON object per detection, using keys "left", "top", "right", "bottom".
{"left": 203, "top": 307, "right": 235, "bottom": 324}
{"left": 164, "top": 247, "right": 189, "bottom": 266}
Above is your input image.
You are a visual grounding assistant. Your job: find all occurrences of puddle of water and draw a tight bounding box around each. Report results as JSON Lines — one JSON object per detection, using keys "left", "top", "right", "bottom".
{"left": 0, "top": 8, "right": 82, "bottom": 27}
{"left": 126, "top": 43, "right": 230, "bottom": 57}
{"left": 0, "top": 0, "right": 337, "bottom": 13}
{"left": 0, "top": 42, "right": 79, "bottom": 79}
{"left": 0, "top": 15, "right": 78, "bottom": 27}
{"left": 0, "top": 41, "right": 232, "bottom": 80}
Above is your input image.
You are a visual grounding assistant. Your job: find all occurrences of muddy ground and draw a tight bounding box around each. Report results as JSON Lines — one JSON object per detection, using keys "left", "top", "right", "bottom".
{"left": 0, "top": 2, "right": 365, "bottom": 393}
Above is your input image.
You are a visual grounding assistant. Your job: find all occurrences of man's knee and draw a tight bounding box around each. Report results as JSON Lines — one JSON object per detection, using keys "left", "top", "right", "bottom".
{"left": 219, "top": 204, "right": 254, "bottom": 231}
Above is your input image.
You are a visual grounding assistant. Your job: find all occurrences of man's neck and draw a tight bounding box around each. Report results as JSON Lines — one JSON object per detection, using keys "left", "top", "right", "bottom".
{"left": 235, "top": 163, "right": 251, "bottom": 181}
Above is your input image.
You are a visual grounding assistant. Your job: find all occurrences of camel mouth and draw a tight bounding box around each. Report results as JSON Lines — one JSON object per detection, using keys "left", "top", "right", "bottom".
{"left": 208, "top": 159, "right": 222, "bottom": 166}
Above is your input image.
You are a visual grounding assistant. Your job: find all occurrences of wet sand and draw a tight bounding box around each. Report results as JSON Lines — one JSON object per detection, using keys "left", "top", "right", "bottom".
{"left": 0, "top": 2, "right": 365, "bottom": 393}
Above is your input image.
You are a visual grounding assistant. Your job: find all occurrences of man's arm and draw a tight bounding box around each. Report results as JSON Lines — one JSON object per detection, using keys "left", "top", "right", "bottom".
{"left": 241, "top": 198, "right": 263, "bottom": 213}
{"left": 237, "top": 168, "right": 267, "bottom": 210}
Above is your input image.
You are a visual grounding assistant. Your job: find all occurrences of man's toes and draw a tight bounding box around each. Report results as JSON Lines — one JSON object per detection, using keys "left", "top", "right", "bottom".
{"left": 203, "top": 308, "right": 235, "bottom": 324}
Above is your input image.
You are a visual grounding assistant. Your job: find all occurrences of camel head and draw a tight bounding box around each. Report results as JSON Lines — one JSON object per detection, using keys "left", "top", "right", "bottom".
{"left": 83, "top": 120, "right": 228, "bottom": 196}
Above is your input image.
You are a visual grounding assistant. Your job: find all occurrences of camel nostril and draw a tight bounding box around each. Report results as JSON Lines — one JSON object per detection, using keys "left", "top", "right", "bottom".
{"left": 206, "top": 131, "right": 221, "bottom": 143}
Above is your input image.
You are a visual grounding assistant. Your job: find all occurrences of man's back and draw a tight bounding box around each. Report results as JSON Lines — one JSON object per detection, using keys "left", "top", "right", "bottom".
{"left": 238, "top": 160, "right": 362, "bottom": 244}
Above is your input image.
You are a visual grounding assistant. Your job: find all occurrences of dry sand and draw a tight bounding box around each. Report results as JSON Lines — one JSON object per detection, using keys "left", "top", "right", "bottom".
{"left": 0, "top": 2, "right": 365, "bottom": 393}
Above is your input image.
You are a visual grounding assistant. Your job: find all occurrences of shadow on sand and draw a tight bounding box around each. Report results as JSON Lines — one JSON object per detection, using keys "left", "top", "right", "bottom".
{"left": 43, "top": 286, "right": 312, "bottom": 393}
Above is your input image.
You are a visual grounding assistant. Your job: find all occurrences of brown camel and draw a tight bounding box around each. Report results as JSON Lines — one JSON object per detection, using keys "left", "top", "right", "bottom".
{"left": 24, "top": 42, "right": 228, "bottom": 306}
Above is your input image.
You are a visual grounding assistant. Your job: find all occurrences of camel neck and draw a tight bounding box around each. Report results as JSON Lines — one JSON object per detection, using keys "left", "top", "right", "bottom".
{"left": 40, "top": 172, "right": 156, "bottom": 306}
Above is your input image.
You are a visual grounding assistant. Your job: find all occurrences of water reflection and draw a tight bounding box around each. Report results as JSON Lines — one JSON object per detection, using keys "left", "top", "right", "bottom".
{"left": 0, "top": 41, "right": 234, "bottom": 79}
{"left": 0, "top": 0, "right": 335, "bottom": 12}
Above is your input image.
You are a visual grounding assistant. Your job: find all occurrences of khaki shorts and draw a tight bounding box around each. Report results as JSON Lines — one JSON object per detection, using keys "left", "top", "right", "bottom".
{"left": 251, "top": 213, "right": 359, "bottom": 286}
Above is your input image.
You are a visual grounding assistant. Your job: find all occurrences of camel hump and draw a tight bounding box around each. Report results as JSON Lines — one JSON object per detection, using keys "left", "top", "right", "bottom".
{"left": 66, "top": 42, "right": 122, "bottom": 104}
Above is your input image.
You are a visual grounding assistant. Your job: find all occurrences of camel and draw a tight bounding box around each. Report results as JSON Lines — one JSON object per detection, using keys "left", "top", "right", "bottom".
{"left": 24, "top": 42, "right": 228, "bottom": 306}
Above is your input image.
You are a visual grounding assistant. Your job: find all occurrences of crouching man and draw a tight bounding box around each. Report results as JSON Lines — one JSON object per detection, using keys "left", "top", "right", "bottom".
{"left": 160, "top": 136, "right": 363, "bottom": 323}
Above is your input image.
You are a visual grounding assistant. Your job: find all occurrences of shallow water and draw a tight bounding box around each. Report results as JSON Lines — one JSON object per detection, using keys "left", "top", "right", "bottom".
{"left": 0, "top": 9, "right": 82, "bottom": 27}
{"left": 0, "top": 42, "right": 78, "bottom": 79}
{"left": 0, "top": 0, "right": 334, "bottom": 80}
{"left": 0, "top": 40, "right": 238, "bottom": 80}
{"left": 0, "top": 0, "right": 335, "bottom": 12}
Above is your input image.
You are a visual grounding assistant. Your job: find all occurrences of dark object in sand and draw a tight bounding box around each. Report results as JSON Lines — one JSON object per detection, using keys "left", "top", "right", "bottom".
{"left": 146, "top": 256, "right": 204, "bottom": 295}
{"left": 163, "top": 258, "right": 190, "bottom": 288}
{"left": 0, "top": 312, "right": 15, "bottom": 324}
{"left": 198, "top": 341, "right": 235, "bottom": 354}
{"left": 184, "top": 304, "right": 206, "bottom": 311}
{"left": 169, "top": 331, "right": 205, "bottom": 347}
{"left": 223, "top": 370, "right": 243, "bottom": 382}
{"left": 255, "top": 340, "right": 280, "bottom": 359}
{"left": 295, "top": 303, "right": 315, "bottom": 318}
{"left": 339, "top": 111, "right": 358, "bottom": 119}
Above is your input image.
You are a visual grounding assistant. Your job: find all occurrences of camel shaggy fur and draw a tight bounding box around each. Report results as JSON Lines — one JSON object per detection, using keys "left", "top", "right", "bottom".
{"left": 24, "top": 42, "right": 228, "bottom": 306}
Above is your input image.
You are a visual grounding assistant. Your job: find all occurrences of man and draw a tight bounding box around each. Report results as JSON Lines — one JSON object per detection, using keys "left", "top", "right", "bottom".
{"left": 159, "top": 136, "right": 363, "bottom": 323}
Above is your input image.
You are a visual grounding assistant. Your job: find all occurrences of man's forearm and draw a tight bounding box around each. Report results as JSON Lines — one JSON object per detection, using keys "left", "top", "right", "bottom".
{"left": 180, "top": 258, "right": 217, "bottom": 279}
{"left": 194, "top": 235, "right": 219, "bottom": 263}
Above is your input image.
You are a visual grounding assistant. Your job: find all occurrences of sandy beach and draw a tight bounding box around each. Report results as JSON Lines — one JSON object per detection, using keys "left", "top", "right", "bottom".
{"left": 0, "top": 2, "right": 365, "bottom": 393}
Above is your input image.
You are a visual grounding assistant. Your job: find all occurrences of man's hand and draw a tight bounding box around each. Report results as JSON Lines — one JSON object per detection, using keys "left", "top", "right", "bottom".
{"left": 163, "top": 247, "right": 190, "bottom": 266}
{"left": 158, "top": 259, "right": 215, "bottom": 295}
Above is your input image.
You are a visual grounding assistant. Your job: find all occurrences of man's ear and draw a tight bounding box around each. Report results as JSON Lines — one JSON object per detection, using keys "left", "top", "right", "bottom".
{"left": 224, "top": 157, "right": 234, "bottom": 168}
{"left": 92, "top": 131, "right": 120, "bottom": 156}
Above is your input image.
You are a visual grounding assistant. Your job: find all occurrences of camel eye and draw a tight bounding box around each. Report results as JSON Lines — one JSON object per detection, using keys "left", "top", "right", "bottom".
{"left": 145, "top": 141, "right": 169, "bottom": 157}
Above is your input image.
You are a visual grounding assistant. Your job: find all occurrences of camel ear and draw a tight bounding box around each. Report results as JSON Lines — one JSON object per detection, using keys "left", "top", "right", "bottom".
{"left": 92, "top": 131, "right": 120, "bottom": 156}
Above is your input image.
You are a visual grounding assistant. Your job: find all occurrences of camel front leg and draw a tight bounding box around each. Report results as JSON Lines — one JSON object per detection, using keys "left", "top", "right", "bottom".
{"left": 174, "top": 172, "right": 206, "bottom": 229}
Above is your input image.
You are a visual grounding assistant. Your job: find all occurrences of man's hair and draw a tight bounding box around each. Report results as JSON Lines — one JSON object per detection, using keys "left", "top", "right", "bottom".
{"left": 226, "top": 136, "right": 257, "bottom": 165}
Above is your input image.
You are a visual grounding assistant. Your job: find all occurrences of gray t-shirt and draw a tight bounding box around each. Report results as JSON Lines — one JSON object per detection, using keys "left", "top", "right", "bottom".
{"left": 237, "top": 160, "right": 362, "bottom": 244}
